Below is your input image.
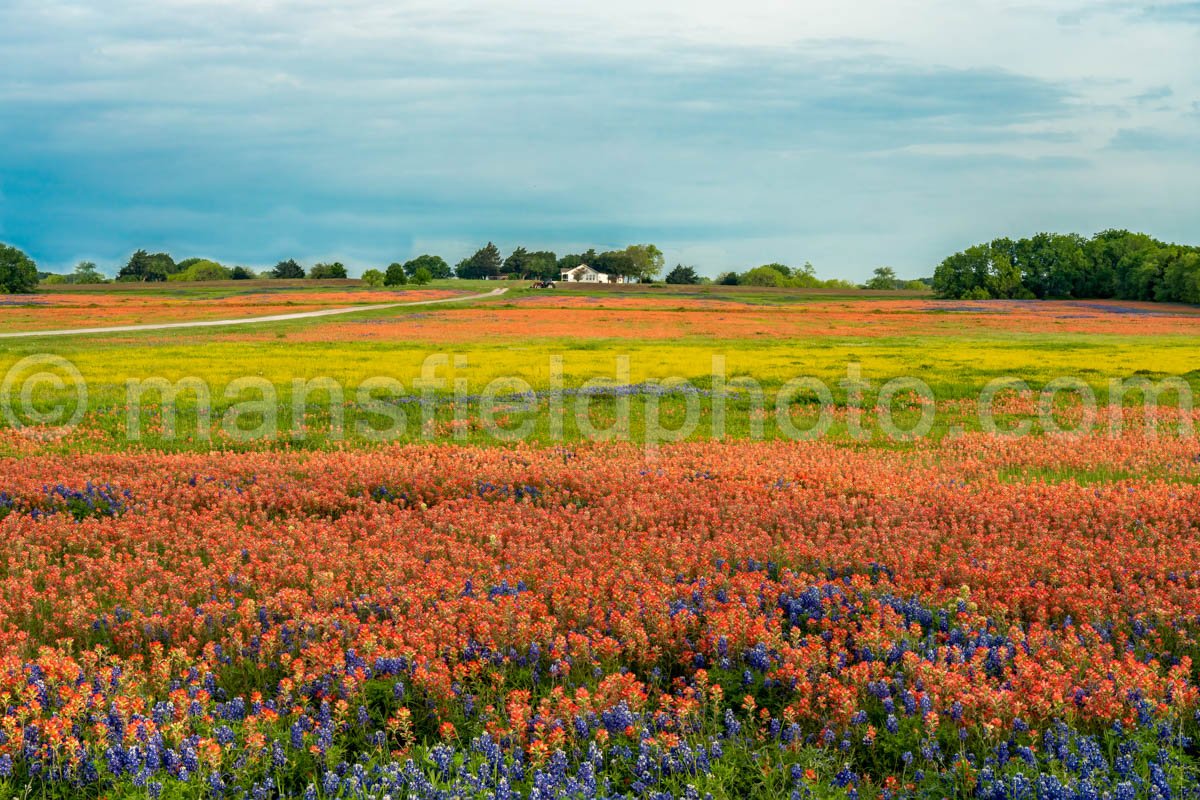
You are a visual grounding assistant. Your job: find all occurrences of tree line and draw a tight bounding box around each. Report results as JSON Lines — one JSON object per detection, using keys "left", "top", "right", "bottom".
{"left": 448, "top": 243, "right": 666, "bottom": 282}
{"left": 933, "top": 230, "right": 1200, "bottom": 302}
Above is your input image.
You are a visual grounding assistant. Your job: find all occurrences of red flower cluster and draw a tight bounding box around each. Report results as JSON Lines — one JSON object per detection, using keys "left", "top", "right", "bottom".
{"left": 0, "top": 436, "right": 1197, "bottom": 779}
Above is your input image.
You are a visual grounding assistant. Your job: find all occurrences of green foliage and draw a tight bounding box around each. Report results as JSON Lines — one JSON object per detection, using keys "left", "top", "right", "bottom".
{"left": 411, "top": 266, "right": 432, "bottom": 285}
{"left": 70, "top": 261, "right": 108, "bottom": 284}
{"left": 403, "top": 254, "right": 451, "bottom": 279}
{"left": 557, "top": 249, "right": 598, "bottom": 273}
{"left": 665, "top": 264, "right": 701, "bottom": 284}
{"left": 865, "top": 266, "right": 900, "bottom": 290}
{"left": 168, "top": 259, "right": 231, "bottom": 282}
{"left": 270, "top": 259, "right": 306, "bottom": 279}
{"left": 934, "top": 230, "right": 1200, "bottom": 302}
{"left": 523, "top": 251, "right": 558, "bottom": 280}
{"left": 740, "top": 264, "right": 787, "bottom": 287}
{"left": 117, "top": 250, "right": 174, "bottom": 282}
{"left": 502, "top": 246, "right": 531, "bottom": 276}
{"left": 504, "top": 246, "right": 562, "bottom": 279}
{"left": 230, "top": 266, "right": 256, "bottom": 280}
{"left": 624, "top": 243, "right": 665, "bottom": 280}
{"left": 361, "top": 269, "right": 386, "bottom": 287}
{"left": 592, "top": 250, "right": 637, "bottom": 279}
{"left": 41, "top": 273, "right": 69, "bottom": 285}
{"left": 455, "top": 243, "right": 502, "bottom": 279}
{"left": 384, "top": 263, "right": 408, "bottom": 286}
{"left": 309, "top": 262, "right": 348, "bottom": 279}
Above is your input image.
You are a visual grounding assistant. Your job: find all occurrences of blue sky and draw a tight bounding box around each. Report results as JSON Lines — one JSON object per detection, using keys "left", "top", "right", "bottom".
{"left": 1, "top": 1, "right": 1197, "bottom": 280}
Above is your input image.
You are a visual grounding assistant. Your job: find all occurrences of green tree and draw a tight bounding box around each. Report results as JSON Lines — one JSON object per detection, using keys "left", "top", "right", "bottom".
{"left": 741, "top": 265, "right": 788, "bottom": 287}
{"left": 118, "top": 250, "right": 170, "bottom": 282}
{"left": 665, "top": 264, "right": 701, "bottom": 284}
{"left": 624, "top": 244, "right": 664, "bottom": 281}
{"left": 403, "top": 254, "right": 451, "bottom": 279}
{"left": 592, "top": 250, "right": 637, "bottom": 280}
{"left": 525, "top": 251, "right": 558, "bottom": 280}
{"left": 933, "top": 245, "right": 990, "bottom": 299}
{"left": 385, "top": 263, "right": 409, "bottom": 286}
{"left": 169, "top": 259, "right": 230, "bottom": 282}
{"left": 71, "top": 261, "right": 107, "bottom": 284}
{"left": 557, "top": 250, "right": 598, "bottom": 273}
{"left": 309, "top": 262, "right": 348, "bottom": 279}
{"left": 455, "top": 243, "right": 503, "bottom": 279}
{"left": 716, "top": 271, "right": 740, "bottom": 286}
{"left": 865, "top": 266, "right": 899, "bottom": 290}
{"left": 230, "top": 266, "right": 256, "bottom": 280}
{"left": 502, "top": 247, "right": 531, "bottom": 276}
{"left": 361, "top": 269, "right": 386, "bottom": 287}
{"left": 411, "top": 266, "right": 433, "bottom": 285}
{"left": 270, "top": 259, "right": 306, "bottom": 279}
{"left": 0, "top": 243, "right": 38, "bottom": 293}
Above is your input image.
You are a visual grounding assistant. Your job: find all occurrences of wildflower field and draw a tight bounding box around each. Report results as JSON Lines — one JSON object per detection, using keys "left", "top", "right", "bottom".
{"left": 2, "top": 285, "right": 1200, "bottom": 798}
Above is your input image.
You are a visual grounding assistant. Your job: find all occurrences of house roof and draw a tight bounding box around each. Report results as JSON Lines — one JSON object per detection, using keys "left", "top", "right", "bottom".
{"left": 562, "top": 263, "right": 605, "bottom": 275}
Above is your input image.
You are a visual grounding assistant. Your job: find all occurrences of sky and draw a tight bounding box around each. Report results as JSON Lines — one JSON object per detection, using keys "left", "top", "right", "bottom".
{"left": 0, "top": 1, "right": 1197, "bottom": 280}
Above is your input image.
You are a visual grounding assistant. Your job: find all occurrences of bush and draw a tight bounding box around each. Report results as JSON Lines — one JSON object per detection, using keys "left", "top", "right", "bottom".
{"left": 168, "top": 260, "right": 231, "bottom": 282}
{"left": 0, "top": 243, "right": 39, "bottom": 293}
{"left": 270, "top": 259, "right": 305, "bottom": 279}
{"left": 385, "top": 263, "right": 408, "bottom": 286}
{"left": 665, "top": 265, "right": 701, "bottom": 285}
{"left": 309, "top": 262, "right": 348, "bottom": 280}
{"left": 411, "top": 267, "right": 432, "bottom": 285}
{"left": 361, "top": 269, "right": 386, "bottom": 287}
{"left": 230, "top": 266, "right": 256, "bottom": 280}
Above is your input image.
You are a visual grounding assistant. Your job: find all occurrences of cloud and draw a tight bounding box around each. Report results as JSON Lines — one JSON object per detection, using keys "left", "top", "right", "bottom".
{"left": 0, "top": 0, "right": 1197, "bottom": 279}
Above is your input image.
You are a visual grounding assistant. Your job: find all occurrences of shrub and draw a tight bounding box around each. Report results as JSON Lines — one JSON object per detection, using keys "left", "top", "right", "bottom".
{"left": 309, "top": 262, "right": 348, "bottom": 279}
{"left": 0, "top": 243, "right": 41, "bottom": 293}
{"left": 385, "top": 263, "right": 408, "bottom": 286}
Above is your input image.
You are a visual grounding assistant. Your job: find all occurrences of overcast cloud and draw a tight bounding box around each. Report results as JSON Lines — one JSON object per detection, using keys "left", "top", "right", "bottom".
{"left": 0, "top": 0, "right": 1197, "bottom": 278}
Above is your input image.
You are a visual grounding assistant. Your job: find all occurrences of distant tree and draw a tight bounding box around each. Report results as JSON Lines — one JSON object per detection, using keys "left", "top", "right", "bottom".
{"left": 624, "top": 244, "right": 665, "bottom": 281}
{"left": 169, "top": 260, "right": 231, "bottom": 282}
{"left": 270, "top": 259, "right": 306, "bottom": 279}
{"left": 524, "top": 251, "right": 558, "bottom": 280}
{"left": 309, "top": 262, "right": 348, "bottom": 279}
{"left": 789, "top": 262, "right": 824, "bottom": 288}
{"left": 361, "top": 269, "right": 386, "bottom": 287}
{"left": 41, "top": 273, "right": 69, "bottom": 285}
{"left": 230, "top": 266, "right": 256, "bottom": 280}
{"left": 455, "top": 243, "right": 503, "bottom": 279}
{"left": 384, "top": 262, "right": 409, "bottom": 286}
{"left": 71, "top": 261, "right": 107, "bottom": 284}
{"left": 0, "top": 245, "right": 39, "bottom": 292}
{"left": 665, "top": 264, "right": 701, "bottom": 284}
{"left": 866, "top": 267, "right": 899, "bottom": 290}
{"left": 592, "top": 250, "right": 637, "bottom": 279}
{"left": 740, "top": 265, "right": 788, "bottom": 287}
{"left": 118, "top": 250, "right": 170, "bottom": 282}
{"left": 933, "top": 245, "right": 991, "bottom": 299}
{"left": 557, "top": 250, "right": 598, "bottom": 273}
{"left": 403, "top": 254, "right": 451, "bottom": 279}
{"left": 411, "top": 266, "right": 433, "bottom": 285}
{"left": 716, "top": 271, "right": 740, "bottom": 286}
{"left": 502, "top": 247, "right": 531, "bottom": 276}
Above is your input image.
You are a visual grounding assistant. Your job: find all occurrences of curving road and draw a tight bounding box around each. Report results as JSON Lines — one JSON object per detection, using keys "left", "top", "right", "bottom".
{"left": 0, "top": 287, "right": 508, "bottom": 339}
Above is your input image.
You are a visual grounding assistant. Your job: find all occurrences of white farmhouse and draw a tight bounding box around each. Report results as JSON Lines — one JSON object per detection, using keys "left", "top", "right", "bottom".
{"left": 559, "top": 264, "right": 638, "bottom": 284}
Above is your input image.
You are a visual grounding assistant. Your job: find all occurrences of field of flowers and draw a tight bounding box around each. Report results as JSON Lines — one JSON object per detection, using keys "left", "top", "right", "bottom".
{"left": 2, "top": 435, "right": 1200, "bottom": 798}
{"left": 0, "top": 290, "right": 464, "bottom": 331}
